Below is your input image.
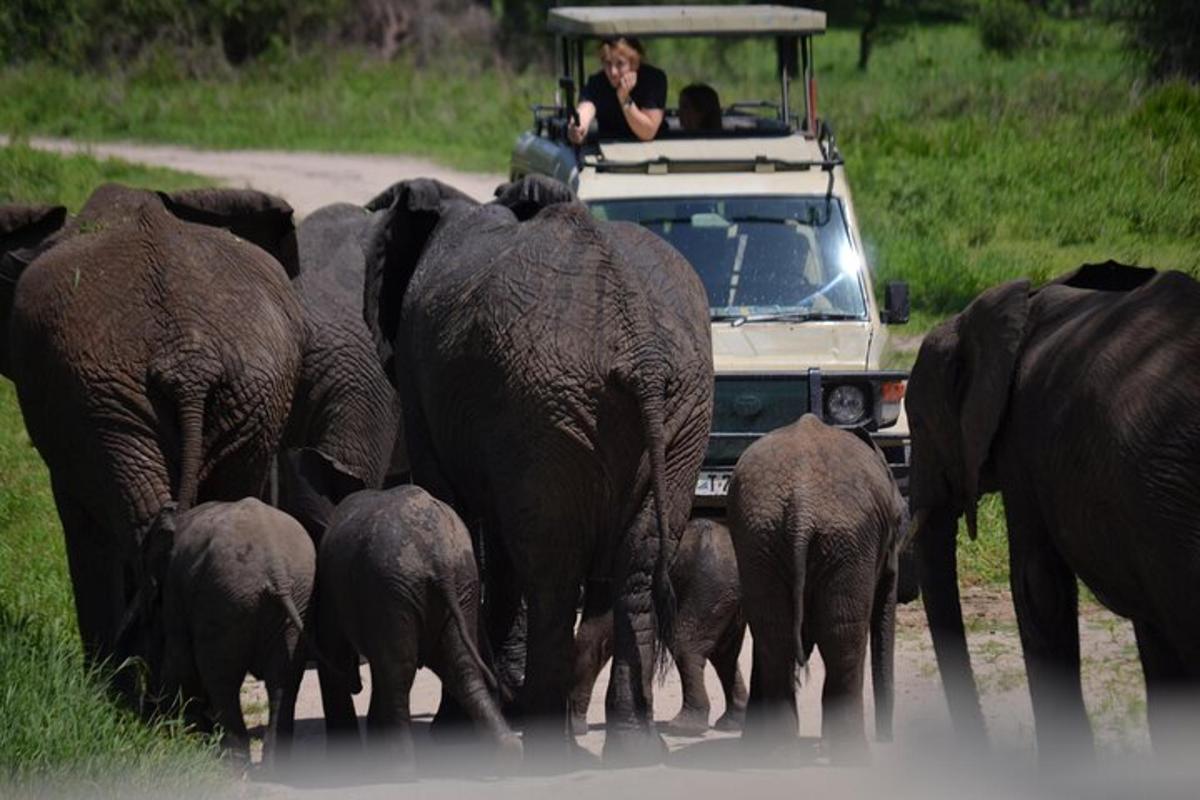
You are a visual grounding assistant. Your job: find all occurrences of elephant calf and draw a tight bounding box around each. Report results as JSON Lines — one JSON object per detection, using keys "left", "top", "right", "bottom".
{"left": 569, "top": 517, "right": 748, "bottom": 737}
{"left": 316, "top": 485, "right": 521, "bottom": 774}
{"left": 729, "top": 414, "right": 908, "bottom": 763}
{"left": 128, "top": 498, "right": 315, "bottom": 767}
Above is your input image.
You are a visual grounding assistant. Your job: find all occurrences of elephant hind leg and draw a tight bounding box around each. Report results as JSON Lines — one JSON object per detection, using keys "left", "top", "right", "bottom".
{"left": 364, "top": 623, "right": 419, "bottom": 779}
{"left": 569, "top": 608, "right": 613, "bottom": 737}
{"left": 436, "top": 609, "right": 523, "bottom": 769}
{"left": 261, "top": 627, "right": 306, "bottom": 770}
{"left": 1134, "top": 620, "right": 1199, "bottom": 758}
{"left": 665, "top": 648, "right": 711, "bottom": 736}
{"left": 807, "top": 576, "right": 872, "bottom": 764}
{"left": 199, "top": 667, "right": 251, "bottom": 764}
{"left": 711, "top": 619, "right": 748, "bottom": 732}
{"left": 53, "top": 488, "right": 124, "bottom": 669}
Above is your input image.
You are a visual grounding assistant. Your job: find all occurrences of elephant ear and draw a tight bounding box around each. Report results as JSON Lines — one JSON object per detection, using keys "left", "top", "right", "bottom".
{"left": 845, "top": 423, "right": 887, "bottom": 462}
{"left": 158, "top": 188, "right": 300, "bottom": 278}
{"left": 362, "top": 178, "right": 476, "bottom": 384}
{"left": 955, "top": 279, "right": 1031, "bottom": 537}
{"left": 1046, "top": 259, "right": 1156, "bottom": 293}
{"left": 0, "top": 204, "right": 68, "bottom": 377}
{"left": 491, "top": 175, "right": 578, "bottom": 221}
{"left": 0, "top": 203, "right": 68, "bottom": 254}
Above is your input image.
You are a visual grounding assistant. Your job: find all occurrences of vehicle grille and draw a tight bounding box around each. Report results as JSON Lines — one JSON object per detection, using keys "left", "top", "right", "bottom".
{"left": 705, "top": 375, "right": 810, "bottom": 466}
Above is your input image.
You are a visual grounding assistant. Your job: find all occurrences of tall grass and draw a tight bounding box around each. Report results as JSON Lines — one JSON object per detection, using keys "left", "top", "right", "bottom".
{"left": 0, "top": 152, "right": 221, "bottom": 791}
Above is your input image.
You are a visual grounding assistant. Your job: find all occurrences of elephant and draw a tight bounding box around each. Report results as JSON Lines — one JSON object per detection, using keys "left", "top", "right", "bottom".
{"left": 569, "top": 517, "right": 748, "bottom": 738}
{"left": 362, "top": 175, "right": 714, "bottom": 762}
{"left": 314, "top": 484, "right": 522, "bottom": 775}
{"left": 728, "top": 414, "right": 907, "bottom": 763}
{"left": 120, "top": 498, "right": 314, "bottom": 767}
{"left": 0, "top": 185, "right": 306, "bottom": 669}
{"left": 279, "top": 201, "right": 405, "bottom": 545}
{"left": 906, "top": 261, "right": 1200, "bottom": 761}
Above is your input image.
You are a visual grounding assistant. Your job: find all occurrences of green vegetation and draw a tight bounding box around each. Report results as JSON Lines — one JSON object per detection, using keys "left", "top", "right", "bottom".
{"left": 0, "top": 154, "right": 220, "bottom": 790}
{"left": 2, "top": 21, "right": 1196, "bottom": 321}
{"left": 0, "top": 141, "right": 211, "bottom": 206}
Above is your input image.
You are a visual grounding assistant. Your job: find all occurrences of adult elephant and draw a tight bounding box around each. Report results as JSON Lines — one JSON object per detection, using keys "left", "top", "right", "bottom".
{"left": 907, "top": 261, "right": 1200, "bottom": 761}
{"left": 279, "top": 202, "right": 404, "bottom": 543}
{"left": 362, "top": 176, "right": 714, "bottom": 762}
{"left": 0, "top": 184, "right": 305, "bottom": 668}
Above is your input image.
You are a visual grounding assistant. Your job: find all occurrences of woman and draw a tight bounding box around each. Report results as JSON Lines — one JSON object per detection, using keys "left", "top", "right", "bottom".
{"left": 568, "top": 36, "right": 666, "bottom": 143}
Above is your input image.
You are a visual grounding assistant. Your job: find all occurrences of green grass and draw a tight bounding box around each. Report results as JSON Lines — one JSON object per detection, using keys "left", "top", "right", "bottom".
{"left": 0, "top": 154, "right": 222, "bottom": 791}
{"left": 0, "top": 140, "right": 211, "bottom": 206}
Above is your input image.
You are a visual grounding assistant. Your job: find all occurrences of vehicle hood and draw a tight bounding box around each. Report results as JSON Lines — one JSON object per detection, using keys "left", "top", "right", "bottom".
{"left": 711, "top": 320, "right": 872, "bottom": 372}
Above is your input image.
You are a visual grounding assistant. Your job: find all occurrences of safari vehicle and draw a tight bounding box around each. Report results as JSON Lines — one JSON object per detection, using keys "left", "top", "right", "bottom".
{"left": 510, "top": 4, "right": 912, "bottom": 508}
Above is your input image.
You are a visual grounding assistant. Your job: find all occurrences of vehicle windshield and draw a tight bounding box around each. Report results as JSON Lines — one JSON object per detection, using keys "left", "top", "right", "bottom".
{"left": 589, "top": 196, "right": 868, "bottom": 322}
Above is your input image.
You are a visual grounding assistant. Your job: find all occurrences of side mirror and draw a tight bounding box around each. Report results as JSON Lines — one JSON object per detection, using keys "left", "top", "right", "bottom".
{"left": 882, "top": 281, "right": 910, "bottom": 324}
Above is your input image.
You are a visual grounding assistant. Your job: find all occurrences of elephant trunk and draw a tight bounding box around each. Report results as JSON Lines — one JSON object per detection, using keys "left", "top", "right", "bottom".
{"left": 916, "top": 505, "right": 988, "bottom": 747}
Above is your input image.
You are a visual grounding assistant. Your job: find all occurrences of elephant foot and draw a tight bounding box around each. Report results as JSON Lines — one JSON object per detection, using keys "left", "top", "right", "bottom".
{"left": 521, "top": 735, "right": 596, "bottom": 775}
{"left": 494, "top": 733, "right": 524, "bottom": 774}
{"left": 713, "top": 708, "right": 746, "bottom": 733}
{"left": 661, "top": 709, "right": 710, "bottom": 737}
{"left": 602, "top": 725, "right": 668, "bottom": 767}
{"left": 825, "top": 737, "right": 872, "bottom": 767}
{"left": 570, "top": 710, "right": 590, "bottom": 737}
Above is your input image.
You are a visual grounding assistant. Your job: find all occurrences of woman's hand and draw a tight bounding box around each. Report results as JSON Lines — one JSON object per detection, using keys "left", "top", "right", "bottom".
{"left": 616, "top": 71, "right": 638, "bottom": 105}
{"left": 569, "top": 100, "right": 596, "bottom": 145}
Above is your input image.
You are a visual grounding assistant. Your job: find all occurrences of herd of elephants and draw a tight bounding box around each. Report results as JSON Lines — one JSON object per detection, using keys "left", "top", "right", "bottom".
{"left": 1, "top": 174, "right": 1198, "bottom": 777}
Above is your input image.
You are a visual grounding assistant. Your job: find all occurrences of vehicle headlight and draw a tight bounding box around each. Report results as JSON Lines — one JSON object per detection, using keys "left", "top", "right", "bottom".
{"left": 825, "top": 384, "right": 867, "bottom": 425}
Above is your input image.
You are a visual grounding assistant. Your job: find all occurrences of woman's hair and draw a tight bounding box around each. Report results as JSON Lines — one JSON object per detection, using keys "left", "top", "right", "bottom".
{"left": 680, "top": 83, "right": 723, "bottom": 132}
{"left": 599, "top": 36, "right": 645, "bottom": 65}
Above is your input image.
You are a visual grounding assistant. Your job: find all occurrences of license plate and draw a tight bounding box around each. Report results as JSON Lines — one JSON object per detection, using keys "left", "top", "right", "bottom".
{"left": 695, "top": 471, "right": 731, "bottom": 497}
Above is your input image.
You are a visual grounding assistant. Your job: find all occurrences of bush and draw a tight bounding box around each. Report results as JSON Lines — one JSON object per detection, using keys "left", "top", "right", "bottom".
{"left": 977, "top": 0, "right": 1040, "bottom": 56}
{"left": 1112, "top": 0, "right": 1200, "bottom": 82}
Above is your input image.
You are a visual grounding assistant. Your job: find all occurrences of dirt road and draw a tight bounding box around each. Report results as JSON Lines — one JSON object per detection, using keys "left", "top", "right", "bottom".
{"left": 16, "top": 138, "right": 1151, "bottom": 794}
{"left": 10, "top": 136, "right": 508, "bottom": 212}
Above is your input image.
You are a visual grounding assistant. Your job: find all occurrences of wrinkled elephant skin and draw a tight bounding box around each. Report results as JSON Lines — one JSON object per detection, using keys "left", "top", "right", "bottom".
{"left": 907, "top": 262, "right": 1200, "bottom": 762}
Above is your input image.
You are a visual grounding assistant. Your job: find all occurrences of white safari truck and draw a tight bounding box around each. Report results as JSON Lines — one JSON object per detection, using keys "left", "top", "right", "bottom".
{"left": 510, "top": 4, "right": 912, "bottom": 512}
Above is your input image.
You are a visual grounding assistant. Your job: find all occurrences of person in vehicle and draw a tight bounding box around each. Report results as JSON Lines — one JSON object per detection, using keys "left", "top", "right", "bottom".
{"left": 568, "top": 36, "right": 666, "bottom": 143}
{"left": 679, "top": 83, "right": 723, "bottom": 133}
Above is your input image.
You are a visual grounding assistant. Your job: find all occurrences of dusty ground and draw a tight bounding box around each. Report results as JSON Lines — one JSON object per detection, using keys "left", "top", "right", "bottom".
{"left": 228, "top": 587, "right": 1149, "bottom": 799}
{"left": 17, "top": 140, "right": 1152, "bottom": 795}
{"left": 239, "top": 586, "right": 1149, "bottom": 759}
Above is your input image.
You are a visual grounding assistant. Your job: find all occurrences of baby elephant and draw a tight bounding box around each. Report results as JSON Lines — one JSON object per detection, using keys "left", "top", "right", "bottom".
{"left": 129, "top": 498, "right": 315, "bottom": 767}
{"left": 316, "top": 485, "right": 521, "bottom": 774}
{"left": 729, "top": 414, "right": 908, "bottom": 763}
{"left": 570, "top": 518, "right": 748, "bottom": 737}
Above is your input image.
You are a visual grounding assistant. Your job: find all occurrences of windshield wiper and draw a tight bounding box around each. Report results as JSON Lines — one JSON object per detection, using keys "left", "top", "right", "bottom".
{"left": 710, "top": 310, "right": 863, "bottom": 325}
{"left": 633, "top": 216, "right": 696, "bottom": 227}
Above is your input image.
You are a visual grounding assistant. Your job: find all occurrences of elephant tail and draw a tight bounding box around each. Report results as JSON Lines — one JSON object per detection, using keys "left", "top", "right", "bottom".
{"left": 440, "top": 582, "right": 499, "bottom": 692}
{"left": 634, "top": 373, "right": 677, "bottom": 677}
{"left": 870, "top": 550, "right": 899, "bottom": 742}
{"left": 273, "top": 586, "right": 363, "bottom": 694}
{"left": 174, "top": 392, "right": 206, "bottom": 511}
{"left": 788, "top": 495, "right": 814, "bottom": 684}
{"left": 147, "top": 355, "right": 209, "bottom": 512}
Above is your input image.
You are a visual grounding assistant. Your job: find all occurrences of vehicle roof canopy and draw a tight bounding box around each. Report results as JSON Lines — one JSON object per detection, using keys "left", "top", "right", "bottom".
{"left": 547, "top": 5, "right": 826, "bottom": 38}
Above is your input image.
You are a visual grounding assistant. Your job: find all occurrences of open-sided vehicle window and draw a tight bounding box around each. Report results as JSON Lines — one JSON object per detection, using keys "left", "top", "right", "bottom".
{"left": 590, "top": 196, "right": 868, "bottom": 322}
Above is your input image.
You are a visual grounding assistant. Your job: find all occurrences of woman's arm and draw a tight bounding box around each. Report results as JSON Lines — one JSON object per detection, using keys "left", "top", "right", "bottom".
{"left": 569, "top": 101, "right": 596, "bottom": 145}
{"left": 622, "top": 102, "right": 663, "bottom": 142}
